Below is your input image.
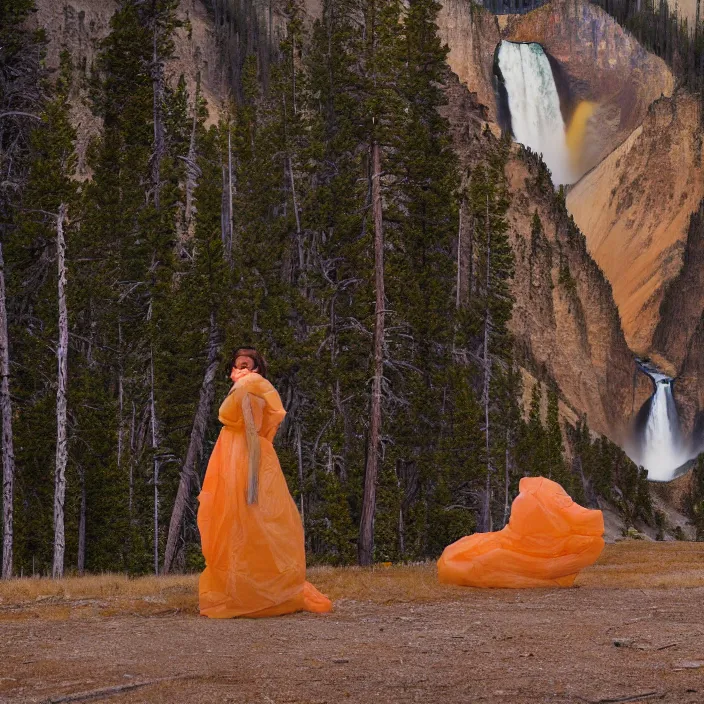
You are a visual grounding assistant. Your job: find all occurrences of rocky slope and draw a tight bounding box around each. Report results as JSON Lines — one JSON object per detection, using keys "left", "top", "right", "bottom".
{"left": 29, "top": 0, "right": 236, "bottom": 176}
{"left": 443, "top": 74, "right": 644, "bottom": 442}
{"left": 436, "top": 0, "right": 501, "bottom": 124}
{"left": 567, "top": 91, "right": 704, "bottom": 357}
{"left": 650, "top": 200, "right": 704, "bottom": 439}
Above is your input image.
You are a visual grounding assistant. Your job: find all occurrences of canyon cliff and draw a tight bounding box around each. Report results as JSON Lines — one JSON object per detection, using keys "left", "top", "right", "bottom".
{"left": 567, "top": 91, "right": 703, "bottom": 357}
{"left": 443, "top": 74, "right": 642, "bottom": 442}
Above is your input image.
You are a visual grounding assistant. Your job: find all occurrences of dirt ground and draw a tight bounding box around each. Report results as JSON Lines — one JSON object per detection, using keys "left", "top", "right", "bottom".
{"left": 1, "top": 543, "right": 703, "bottom": 704}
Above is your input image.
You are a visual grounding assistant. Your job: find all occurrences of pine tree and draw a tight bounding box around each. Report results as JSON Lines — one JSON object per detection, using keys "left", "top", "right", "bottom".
{"left": 545, "top": 385, "right": 571, "bottom": 491}
{"left": 687, "top": 455, "right": 704, "bottom": 540}
{"left": 466, "top": 147, "right": 514, "bottom": 531}
{"left": 357, "top": 0, "right": 406, "bottom": 566}
{"left": 73, "top": 0, "right": 183, "bottom": 572}
{"left": 162, "top": 95, "right": 229, "bottom": 573}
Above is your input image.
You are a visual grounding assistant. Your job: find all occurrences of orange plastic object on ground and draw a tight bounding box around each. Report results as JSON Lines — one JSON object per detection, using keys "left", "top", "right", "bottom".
{"left": 197, "top": 372, "right": 332, "bottom": 617}
{"left": 437, "top": 477, "right": 604, "bottom": 588}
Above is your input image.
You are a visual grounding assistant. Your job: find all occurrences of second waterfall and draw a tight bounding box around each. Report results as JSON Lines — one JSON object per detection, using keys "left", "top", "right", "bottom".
{"left": 497, "top": 41, "right": 574, "bottom": 187}
{"left": 638, "top": 373, "right": 689, "bottom": 482}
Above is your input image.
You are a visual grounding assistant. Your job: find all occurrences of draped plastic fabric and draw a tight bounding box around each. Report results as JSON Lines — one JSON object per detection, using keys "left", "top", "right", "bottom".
{"left": 198, "top": 372, "right": 332, "bottom": 617}
{"left": 437, "top": 477, "right": 604, "bottom": 588}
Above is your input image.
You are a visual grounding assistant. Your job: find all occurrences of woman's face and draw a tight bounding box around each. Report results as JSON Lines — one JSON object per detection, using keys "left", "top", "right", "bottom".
{"left": 234, "top": 355, "right": 256, "bottom": 371}
{"left": 230, "top": 355, "right": 257, "bottom": 383}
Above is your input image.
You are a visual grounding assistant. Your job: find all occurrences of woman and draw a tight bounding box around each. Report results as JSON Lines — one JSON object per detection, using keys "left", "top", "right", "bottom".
{"left": 197, "top": 347, "right": 332, "bottom": 617}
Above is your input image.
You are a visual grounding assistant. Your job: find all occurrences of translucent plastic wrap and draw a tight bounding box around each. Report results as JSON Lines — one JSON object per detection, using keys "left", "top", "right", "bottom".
{"left": 437, "top": 477, "right": 604, "bottom": 588}
{"left": 198, "top": 372, "right": 332, "bottom": 617}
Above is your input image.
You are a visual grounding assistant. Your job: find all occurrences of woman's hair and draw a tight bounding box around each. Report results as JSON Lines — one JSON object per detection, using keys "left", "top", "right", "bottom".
{"left": 229, "top": 347, "right": 267, "bottom": 379}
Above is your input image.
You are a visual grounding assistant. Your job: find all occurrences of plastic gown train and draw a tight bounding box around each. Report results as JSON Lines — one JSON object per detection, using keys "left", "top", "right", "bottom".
{"left": 438, "top": 477, "right": 605, "bottom": 588}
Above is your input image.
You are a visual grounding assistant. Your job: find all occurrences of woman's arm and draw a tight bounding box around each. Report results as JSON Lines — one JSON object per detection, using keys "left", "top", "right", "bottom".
{"left": 242, "top": 393, "right": 261, "bottom": 505}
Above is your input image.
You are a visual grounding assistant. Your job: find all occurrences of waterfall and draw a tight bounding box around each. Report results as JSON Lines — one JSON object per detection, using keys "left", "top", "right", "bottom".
{"left": 497, "top": 41, "right": 574, "bottom": 187}
{"left": 639, "top": 373, "right": 688, "bottom": 482}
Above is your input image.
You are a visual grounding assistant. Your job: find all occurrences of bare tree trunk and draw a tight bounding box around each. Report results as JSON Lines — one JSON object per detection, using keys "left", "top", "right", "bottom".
{"left": 129, "top": 400, "right": 136, "bottom": 517}
{"left": 227, "top": 126, "right": 233, "bottom": 260}
{"left": 288, "top": 157, "right": 304, "bottom": 271}
{"left": 503, "top": 427, "right": 511, "bottom": 527}
{"left": 455, "top": 200, "right": 462, "bottom": 309}
{"left": 295, "top": 422, "right": 305, "bottom": 524}
{"left": 291, "top": 34, "right": 297, "bottom": 116}
{"left": 183, "top": 74, "right": 201, "bottom": 237}
{"left": 359, "top": 140, "right": 385, "bottom": 567}
{"left": 163, "top": 315, "right": 221, "bottom": 573}
{"left": 0, "top": 241, "right": 16, "bottom": 580}
{"left": 221, "top": 161, "right": 228, "bottom": 252}
{"left": 481, "top": 194, "right": 493, "bottom": 534}
{"left": 117, "top": 322, "right": 124, "bottom": 473}
{"left": 150, "top": 347, "right": 160, "bottom": 575}
{"left": 78, "top": 465, "right": 86, "bottom": 575}
{"left": 148, "top": 6, "right": 165, "bottom": 571}
{"left": 469, "top": 215, "right": 475, "bottom": 298}
{"left": 53, "top": 203, "right": 68, "bottom": 579}
{"left": 396, "top": 460, "right": 405, "bottom": 557}
{"left": 220, "top": 129, "right": 234, "bottom": 264}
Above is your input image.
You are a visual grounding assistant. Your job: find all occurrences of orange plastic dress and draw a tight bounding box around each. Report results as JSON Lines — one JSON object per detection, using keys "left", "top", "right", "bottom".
{"left": 197, "top": 371, "right": 332, "bottom": 617}
{"left": 437, "top": 477, "right": 604, "bottom": 588}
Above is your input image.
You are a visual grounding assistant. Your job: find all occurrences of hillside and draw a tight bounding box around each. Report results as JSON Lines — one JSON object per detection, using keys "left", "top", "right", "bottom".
{"left": 567, "top": 91, "right": 703, "bottom": 357}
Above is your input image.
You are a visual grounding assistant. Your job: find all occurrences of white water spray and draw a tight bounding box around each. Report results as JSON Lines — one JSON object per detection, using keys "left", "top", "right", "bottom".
{"left": 497, "top": 41, "right": 574, "bottom": 187}
{"left": 640, "top": 374, "right": 688, "bottom": 482}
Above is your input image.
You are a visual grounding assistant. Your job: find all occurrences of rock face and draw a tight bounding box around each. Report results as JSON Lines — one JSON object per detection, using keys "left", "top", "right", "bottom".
{"left": 651, "top": 200, "right": 704, "bottom": 439}
{"left": 652, "top": 200, "right": 704, "bottom": 372}
{"left": 443, "top": 73, "right": 637, "bottom": 442}
{"left": 503, "top": 0, "right": 674, "bottom": 175}
{"left": 567, "top": 92, "right": 704, "bottom": 357}
{"left": 506, "top": 157, "right": 638, "bottom": 440}
{"left": 436, "top": 1, "right": 501, "bottom": 121}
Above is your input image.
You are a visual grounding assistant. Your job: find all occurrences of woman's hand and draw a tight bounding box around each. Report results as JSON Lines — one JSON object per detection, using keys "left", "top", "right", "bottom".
{"left": 232, "top": 369, "right": 262, "bottom": 390}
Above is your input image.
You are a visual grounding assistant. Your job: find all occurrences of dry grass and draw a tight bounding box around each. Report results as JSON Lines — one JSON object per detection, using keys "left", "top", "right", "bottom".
{"left": 0, "top": 542, "right": 702, "bottom": 621}
{"left": 309, "top": 563, "right": 467, "bottom": 603}
{"left": 0, "top": 573, "right": 199, "bottom": 620}
{"left": 575, "top": 540, "right": 704, "bottom": 589}
{"left": 0, "top": 572, "right": 197, "bottom": 603}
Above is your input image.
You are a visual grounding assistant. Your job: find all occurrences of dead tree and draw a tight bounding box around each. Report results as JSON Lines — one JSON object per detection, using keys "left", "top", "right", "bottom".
{"left": 77, "top": 463, "right": 86, "bottom": 575}
{"left": 221, "top": 126, "right": 234, "bottom": 264}
{"left": 358, "top": 140, "right": 385, "bottom": 567}
{"left": 150, "top": 347, "right": 161, "bottom": 575}
{"left": 456, "top": 199, "right": 463, "bottom": 309}
{"left": 183, "top": 74, "right": 202, "bottom": 234}
{"left": 53, "top": 204, "right": 69, "bottom": 578}
{"left": 480, "top": 194, "right": 493, "bottom": 534}
{"left": 0, "top": 241, "right": 16, "bottom": 580}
